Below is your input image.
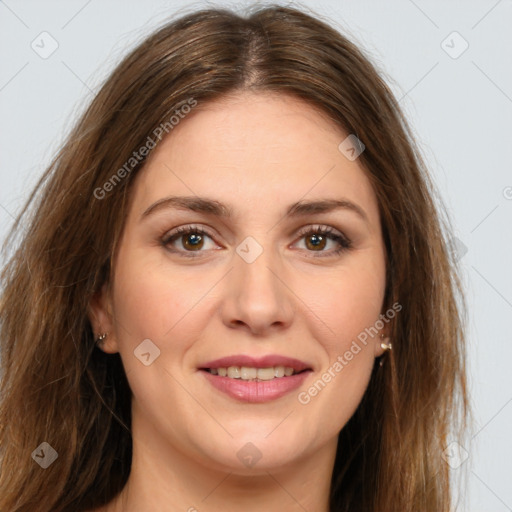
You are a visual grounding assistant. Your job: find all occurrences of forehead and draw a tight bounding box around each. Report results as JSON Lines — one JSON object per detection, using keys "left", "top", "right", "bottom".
{"left": 130, "top": 92, "right": 380, "bottom": 224}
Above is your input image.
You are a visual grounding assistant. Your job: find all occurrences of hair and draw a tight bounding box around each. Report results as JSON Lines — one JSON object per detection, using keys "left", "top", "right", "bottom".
{"left": 0, "top": 4, "right": 470, "bottom": 511}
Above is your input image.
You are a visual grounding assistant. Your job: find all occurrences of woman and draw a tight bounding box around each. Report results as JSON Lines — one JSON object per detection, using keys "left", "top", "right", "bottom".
{"left": 0, "top": 5, "right": 470, "bottom": 511}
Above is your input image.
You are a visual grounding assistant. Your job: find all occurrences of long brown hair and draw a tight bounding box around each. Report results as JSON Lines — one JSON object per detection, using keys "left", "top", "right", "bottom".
{"left": 0, "top": 5, "right": 470, "bottom": 511}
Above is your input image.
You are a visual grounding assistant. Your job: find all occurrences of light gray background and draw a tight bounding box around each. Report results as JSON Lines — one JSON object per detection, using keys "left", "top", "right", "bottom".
{"left": 1, "top": 1, "right": 511, "bottom": 510}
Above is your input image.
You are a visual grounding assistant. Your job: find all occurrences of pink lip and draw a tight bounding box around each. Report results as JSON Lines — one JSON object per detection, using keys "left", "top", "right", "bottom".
{"left": 201, "top": 370, "right": 312, "bottom": 403}
{"left": 200, "top": 354, "right": 312, "bottom": 372}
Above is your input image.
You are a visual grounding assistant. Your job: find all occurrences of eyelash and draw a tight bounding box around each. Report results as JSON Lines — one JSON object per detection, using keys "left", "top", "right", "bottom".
{"left": 161, "top": 224, "right": 352, "bottom": 258}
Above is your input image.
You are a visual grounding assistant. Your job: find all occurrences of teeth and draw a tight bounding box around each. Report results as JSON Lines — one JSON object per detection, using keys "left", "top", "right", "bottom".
{"left": 227, "top": 366, "right": 241, "bottom": 378}
{"left": 274, "top": 366, "right": 285, "bottom": 378}
{"left": 256, "top": 367, "right": 275, "bottom": 381}
{"left": 208, "top": 366, "right": 298, "bottom": 381}
{"left": 240, "top": 367, "right": 257, "bottom": 380}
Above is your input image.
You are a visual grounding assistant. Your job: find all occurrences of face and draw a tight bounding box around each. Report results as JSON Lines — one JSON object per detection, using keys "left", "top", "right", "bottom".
{"left": 90, "top": 91, "right": 388, "bottom": 474}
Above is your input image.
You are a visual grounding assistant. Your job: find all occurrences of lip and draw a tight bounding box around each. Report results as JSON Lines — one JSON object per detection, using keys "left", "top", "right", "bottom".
{"left": 201, "top": 369, "right": 312, "bottom": 403}
{"left": 200, "top": 354, "right": 312, "bottom": 373}
{"left": 198, "top": 354, "right": 313, "bottom": 404}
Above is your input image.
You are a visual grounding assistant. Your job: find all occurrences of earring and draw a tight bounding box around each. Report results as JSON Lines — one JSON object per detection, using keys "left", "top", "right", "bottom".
{"left": 95, "top": 332, "right": 108, "bottom": 345}
{"left": 379, "top": 333, "right": 392, "bottom": 367}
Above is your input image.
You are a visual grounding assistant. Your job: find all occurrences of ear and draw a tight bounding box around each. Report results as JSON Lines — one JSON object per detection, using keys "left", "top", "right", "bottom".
{"left": 88, "top": 282, "right": 119, "bottom": 354}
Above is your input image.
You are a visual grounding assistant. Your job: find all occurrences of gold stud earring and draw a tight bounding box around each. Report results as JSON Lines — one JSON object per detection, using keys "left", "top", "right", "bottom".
{"left": 380, "top": 338, "right": 392, "bottom": 352}
{"left": 379, "top": 333, "right": 392, "bottom": 367}
{"left": 95, "top": 332, "right": 108, "bottom": 345}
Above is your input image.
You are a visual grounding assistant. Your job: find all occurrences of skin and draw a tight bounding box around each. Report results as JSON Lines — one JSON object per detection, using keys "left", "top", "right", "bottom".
{"left": 89, "top": 91, "right": 389, "bottom": 512}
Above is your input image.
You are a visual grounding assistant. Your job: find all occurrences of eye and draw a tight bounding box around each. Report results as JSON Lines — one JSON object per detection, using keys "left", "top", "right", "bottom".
{"left": 293, "top": 225, "right": 352, "bottom": 256}
{"left": 162, "top": 225, "right": 219, "bottom": 255}
{"left": 161, "top": 224, "right": 352, "bottom": 258}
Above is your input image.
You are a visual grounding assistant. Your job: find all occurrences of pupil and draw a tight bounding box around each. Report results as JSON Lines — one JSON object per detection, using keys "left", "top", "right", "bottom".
{"left": 184, "top": 233, "right": 203, "bottom": 250}
{"left": 307, "top": 234, "right": 326, "bottom": 250}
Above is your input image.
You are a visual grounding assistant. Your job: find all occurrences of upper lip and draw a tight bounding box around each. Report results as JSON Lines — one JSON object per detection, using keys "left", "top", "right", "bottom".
{"left": 200, "top": 355, "right": 312, "bottom": 372}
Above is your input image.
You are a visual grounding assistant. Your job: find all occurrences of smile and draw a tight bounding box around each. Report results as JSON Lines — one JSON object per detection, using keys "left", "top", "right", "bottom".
{"left": 199, "top": 354, "right": 313, "bottom": 403}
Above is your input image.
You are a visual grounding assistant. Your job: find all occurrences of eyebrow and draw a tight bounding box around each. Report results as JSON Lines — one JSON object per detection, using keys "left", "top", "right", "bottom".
{"left": 140, "top": 196, "right": 369, "bottom": 223}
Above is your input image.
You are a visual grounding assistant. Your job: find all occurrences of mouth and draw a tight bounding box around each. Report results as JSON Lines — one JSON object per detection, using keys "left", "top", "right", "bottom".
{"left": 198, "top": 355, "right": 313, "bottom": 403}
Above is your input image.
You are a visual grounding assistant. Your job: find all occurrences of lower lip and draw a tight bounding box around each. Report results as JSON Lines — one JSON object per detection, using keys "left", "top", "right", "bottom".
{"left": 200, "top": 370, "right": 312, "bottom": 403}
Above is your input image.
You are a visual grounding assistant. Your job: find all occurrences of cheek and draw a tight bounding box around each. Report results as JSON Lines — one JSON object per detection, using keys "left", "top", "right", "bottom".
{"left": 112, "top": 248, "right": 212, "bottom": 339}
{"left": 292, "top": 255, "right": 385, "bottom": 432}
{"left": 109, "top": 252, "right": 208, "bottom": 417}
{"left": 296, "top": 255, "right": 386, "bottom": 349}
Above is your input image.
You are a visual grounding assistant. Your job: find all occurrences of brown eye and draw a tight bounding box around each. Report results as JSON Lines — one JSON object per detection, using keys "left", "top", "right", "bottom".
{"left": 182, "top": 233, "right": 204, "bottom": 250}
{"left": 305, "top": 233, "right": 327, "bottom": 251}
{"left": 294, "top": 226, "right": 352, "bottom": 257}
{"left": 163, "top": 225, "right": 217, "bottom": 255}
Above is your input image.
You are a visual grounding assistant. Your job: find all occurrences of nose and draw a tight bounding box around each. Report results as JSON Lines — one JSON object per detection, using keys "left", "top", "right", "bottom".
{"left": 220, "top": 247, "right": 295, "bottom": 336}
